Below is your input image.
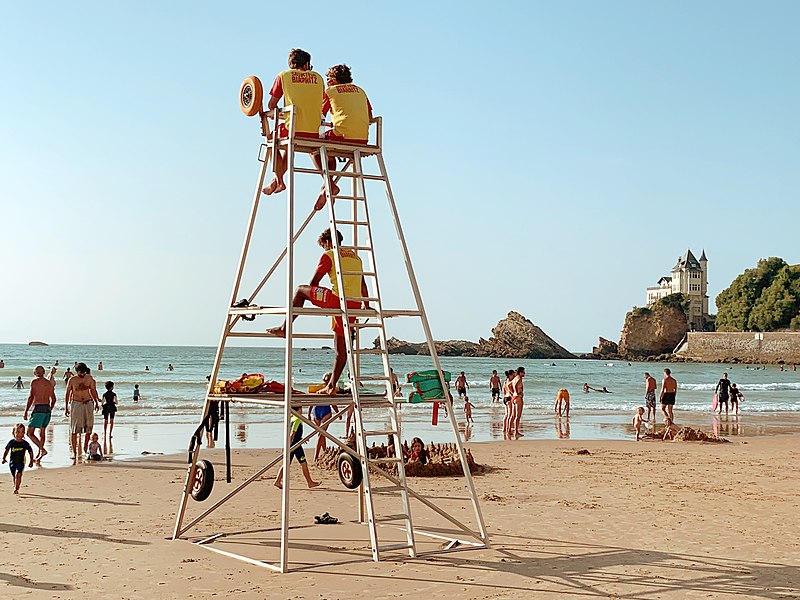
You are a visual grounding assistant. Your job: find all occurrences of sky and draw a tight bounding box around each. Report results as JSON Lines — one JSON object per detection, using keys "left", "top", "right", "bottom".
{"left": 1, "top": 1, "right": 798, "bottom": 352}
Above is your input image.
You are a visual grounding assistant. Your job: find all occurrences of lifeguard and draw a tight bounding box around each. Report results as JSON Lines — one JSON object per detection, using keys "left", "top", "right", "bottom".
{"left": 312, "top": 64, "right": 373, "bottom": 211}
{"left": 266, "top": 228, "right": 368, "bottom": 395}
{"left": 262, "top": 48, "right": 324, "bottom": 196}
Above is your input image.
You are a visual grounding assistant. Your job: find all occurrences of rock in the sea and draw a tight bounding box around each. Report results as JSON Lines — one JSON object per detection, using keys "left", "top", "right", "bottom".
{"left": 379, "top": 311, "right": 573, "bottom": 359}
{"left": 619, "top": 304, "right": 688, "bottom": 357}
{"left": 473, "top": 311, "right": 574, "bottom": 359}
{"left": 592, "top": 337, "right": 619, "bottom": 357}
{"left": 28, "top": 341, "right": 48, "bottom": 346}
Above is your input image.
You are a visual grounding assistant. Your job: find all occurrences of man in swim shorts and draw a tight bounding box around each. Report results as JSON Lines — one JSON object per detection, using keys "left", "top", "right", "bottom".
{"left": 659, "top": 368, "right": 677, "bottom": 421}
{"left": 65, "top": 362, "right": 101, "bottom": 458}
{"left": 262, "top": 48, "right": 324, "bottom": 198}
{"left": 643, "top": 372, "right": 657, "bottom": 423}
{"left": 715, "top": 372, "right": 731, "bottom": 415}
{"left": 489, "top": 370, "right": 501, "bottom": 402}
{"left": 24, "top": 366, "right": 57, "bottom": 462}
{"left": 266, "top": 228, "right": 368, "bottom": 395}
{"left": 455, "top": 372, "right": 469, "bottom": 399}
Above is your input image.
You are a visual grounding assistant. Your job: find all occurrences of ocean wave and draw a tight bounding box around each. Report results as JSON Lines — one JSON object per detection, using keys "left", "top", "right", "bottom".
{"left": 681, "top": 382, "right": 800, "bottom": 391}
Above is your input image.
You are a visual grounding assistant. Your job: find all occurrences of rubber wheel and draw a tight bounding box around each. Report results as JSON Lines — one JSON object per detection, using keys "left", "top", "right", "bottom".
{"left": 239, "top": 76, "right": 263, "bottom": 117}
{"left": 337, "top": 452, "right": 363, "bottom": 489}
{"left": 190, "top": 459, "right": 215, "bottom": 501}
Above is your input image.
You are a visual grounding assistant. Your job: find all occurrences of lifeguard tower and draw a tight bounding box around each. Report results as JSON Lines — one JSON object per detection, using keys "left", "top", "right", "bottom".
{"left": 171, "top": 74, "right": 488, "bottom": 572}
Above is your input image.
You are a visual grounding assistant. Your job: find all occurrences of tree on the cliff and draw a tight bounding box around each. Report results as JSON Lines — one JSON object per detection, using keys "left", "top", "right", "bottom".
{"left": 716, "top": 258, "right": 800, "bottom": 331}
{"left": 659, "top": 293, "right": 689, "bottom": 313}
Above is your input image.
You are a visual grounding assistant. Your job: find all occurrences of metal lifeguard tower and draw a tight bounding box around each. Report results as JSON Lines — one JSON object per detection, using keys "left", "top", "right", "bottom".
{"left": 171, "top": 75, "right": 488, "bottom": 572}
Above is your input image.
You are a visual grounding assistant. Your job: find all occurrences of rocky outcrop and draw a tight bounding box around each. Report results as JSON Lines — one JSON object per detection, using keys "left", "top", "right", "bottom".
{"left": 472, "top": 311, "right": 574, "bottom": 359}
{"left": 592, "top": 337, "right": 619, "bottom": 357}
{"left": 379, "top": 311, "right": 574, "bottom": 359}
{"left": 383, "top": 337, "right": 479, "bottom": 357}
{"left": 619, "top": 304, "right": 688, "bottom": 357}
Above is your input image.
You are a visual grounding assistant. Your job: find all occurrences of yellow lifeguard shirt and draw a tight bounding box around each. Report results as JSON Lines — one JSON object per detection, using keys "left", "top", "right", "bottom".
{"left": 270, "top": 69, "right": 324, "bottom": 136}
{"left": 322, "top": 84, "right": 371, "bottom": 142}
{"left": 322, "top": 247, "right": 364, "bottom": 298}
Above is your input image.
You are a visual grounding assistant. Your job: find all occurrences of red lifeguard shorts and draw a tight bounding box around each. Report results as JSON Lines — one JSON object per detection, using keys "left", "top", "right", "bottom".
{"left": 309, "top": 286, "right": 360, "bottom": 337}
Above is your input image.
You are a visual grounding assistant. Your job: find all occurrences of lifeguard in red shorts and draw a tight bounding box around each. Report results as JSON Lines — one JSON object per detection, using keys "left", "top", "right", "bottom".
{"left": 262, "top": 48, "right": 324, "bottom": 196}
{"left": 312, "top": 64, "right": 373, "bottom": 211}
{"left": 266, "top": 228, "right": 368, "bottom": 395}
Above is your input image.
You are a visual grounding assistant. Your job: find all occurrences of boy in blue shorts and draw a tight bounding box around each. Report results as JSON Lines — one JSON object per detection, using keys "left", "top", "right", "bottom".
{"left": 3, "top": 423, "right": 34, "bottom": 494}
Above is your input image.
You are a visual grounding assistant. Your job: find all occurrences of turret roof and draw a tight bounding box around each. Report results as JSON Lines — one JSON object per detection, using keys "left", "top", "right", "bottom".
{"left": 700, "top": 249, "right": 707, "bottom": 261}
{"left": 672, "top": 249, "right": 702, "bottom": 271}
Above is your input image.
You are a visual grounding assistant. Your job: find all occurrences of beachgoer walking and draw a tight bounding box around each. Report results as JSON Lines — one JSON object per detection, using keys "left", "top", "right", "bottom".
{"left": 274, "top": 410, "right": 321, "bottom": 489}
{"left": 660, "top": 368, "right": 677, "bottom": 421}
{"left": 64, "top": 363, "right": 100, "bottom": 458}
{"left": 464, "top": 396, "right": 475, "bottom": 425}
{"left": 644, "top": 372, "right": 657, "bottom": 423}
{"left": 102, "top": 381, "right": 118, "bottom": 438}
{"left": 3, "top": 424, "right": 34, "bottom": 494}
{"left": 730, "top": 383, "right": 743, "bottom": 415}
{"left": 133, "top": 384, "right": 140, "bottom": 403}
{"left": 97, "top": 361, "right": 104, "bottom": 371}
{"left": 554, "top": 388, "right": 570, "bottom": 417}
{"left": 510, "top": 367, "right": 525, "bottom": 438}
{"left": 63, "top": 368, "right": 73, "bottom": 386}
{"left": 455, "top": 372, "right": 469, "bottom": 399}
{"left": 489, "top": 370, "right": 501, "bottom": 403}
{"left": 715, "top": 372, "right": 731, "bottom": 415}
{"left": 13, "top": 376, "right": 24, "bottom": 389}
{"left": 502, "top": 370, "right": 514, "bottom": 437}
{"left": 24, "top": 366, "right": 57, "bottom": 462}
{"left": 262, "top": 48, "right": 324, "bottom": 200}
{"left": 266, "top": 228, "right": 369, "bottom": 396}
{"left": 309, "top": 398, "right": 339, "bottom": 463}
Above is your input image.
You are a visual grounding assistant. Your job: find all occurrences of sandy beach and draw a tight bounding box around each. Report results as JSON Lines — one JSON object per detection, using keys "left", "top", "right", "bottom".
{"left": 2, "top": 435, "right": 798, "bottom": 599}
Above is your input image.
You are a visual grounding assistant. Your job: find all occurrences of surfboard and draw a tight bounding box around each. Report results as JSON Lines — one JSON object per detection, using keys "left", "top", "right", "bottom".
{"left": 712, "top": 392, "right": 718, "bottom": 412}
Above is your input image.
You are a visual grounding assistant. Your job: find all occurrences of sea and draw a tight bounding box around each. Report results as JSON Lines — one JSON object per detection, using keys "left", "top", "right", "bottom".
{"left": 2, "top": 343, "right": 799, "bottom": 467}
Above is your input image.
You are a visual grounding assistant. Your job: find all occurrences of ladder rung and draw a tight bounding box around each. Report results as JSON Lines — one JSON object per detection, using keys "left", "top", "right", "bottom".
{"left": 336, "top": 195, "right": 365, "bottom": 201}
{"left": 373, "top": 514, "right": 410, "bottom": 523}
{"left": 336, "top": 220, "right": 369, "bottom": 226}
{"left": 354, "top": 348, "right": 385, "bottom": 355}
{"left": 357, "top": 376, "right": 392, "bottom": 382}
{"left": 353, "top": 321, "right": 382, "bottom": 328}
{"left": 362, "top": 429, "right": 398, "bottom": 436}
{"left": 353, "top": 245, "right": 373, "bottom": 251}
{"left": 228, "top": 331, "right": 334, "bottom": 339}
{"left": 343, "top": 271, "right": 376, "bottom": 277}
{"left": 378, "top": 543, "right": 413, "bottom": 552}
{"left": 347, "top": 296, "right": 379, "bottom": 303}
{"left": 369, "top": 456, "right": 402, "bottom": 463}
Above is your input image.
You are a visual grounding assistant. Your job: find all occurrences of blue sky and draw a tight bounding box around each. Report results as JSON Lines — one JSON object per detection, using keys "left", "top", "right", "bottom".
{"left": 1, "top": 1, "right": 798, "bottom": 351}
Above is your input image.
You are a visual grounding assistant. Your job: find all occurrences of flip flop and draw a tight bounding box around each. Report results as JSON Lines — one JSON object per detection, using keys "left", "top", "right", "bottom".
{"left": 314, "top": 512, "right": 338, "bottom": 525}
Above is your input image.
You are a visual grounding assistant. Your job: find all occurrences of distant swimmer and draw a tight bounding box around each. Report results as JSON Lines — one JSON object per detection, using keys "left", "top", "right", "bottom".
{"left": 168, "top": 363, "right": 174, "bottom": 371}
{"left": 0, "top": 359, "right": 5, "bottom": 368}
{"left": 13, "top": 377, "right": 24, "bottom": 389}
{"left": 600, "top": 386, "right": 612, "bottom": 394}
{"left": 583, "top": 383, "right": 589, "bottom": 393}
{"left": 144, "top": 366, "right": 150, "bottom": 372}
{"left": 97, "top": 361, "right": 104, "bottom": 371}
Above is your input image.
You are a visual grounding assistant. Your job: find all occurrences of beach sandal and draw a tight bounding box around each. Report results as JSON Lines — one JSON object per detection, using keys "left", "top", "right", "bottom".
{"left": 314, "top": 512, "right": 338, "bottom": 525}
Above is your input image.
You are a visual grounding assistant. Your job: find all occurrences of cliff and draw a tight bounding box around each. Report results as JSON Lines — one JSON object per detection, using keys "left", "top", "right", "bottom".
{"left": 379, "top": 311, "right": 575, "bottom": 359}
{"left": 619, "top": 304, "right": 688, "bottom": 357}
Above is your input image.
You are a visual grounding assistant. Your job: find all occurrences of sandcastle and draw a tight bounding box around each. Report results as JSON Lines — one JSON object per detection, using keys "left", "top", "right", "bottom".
{"left": 646, "top": 426, "right": 729, "bottom": 443}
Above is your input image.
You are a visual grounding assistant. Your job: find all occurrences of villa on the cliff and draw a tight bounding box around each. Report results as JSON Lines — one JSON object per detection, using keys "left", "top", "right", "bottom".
{"left": 646, "top": 249, "right": 711, "bottom": 330}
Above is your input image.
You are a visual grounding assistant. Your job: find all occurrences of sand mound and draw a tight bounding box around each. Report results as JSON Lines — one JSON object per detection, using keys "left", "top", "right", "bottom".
{"left": 646, "top": 426, "right": 729, "bottom": 443}
{"left": 316, "top": 436, "right": 483, "bottom": 476}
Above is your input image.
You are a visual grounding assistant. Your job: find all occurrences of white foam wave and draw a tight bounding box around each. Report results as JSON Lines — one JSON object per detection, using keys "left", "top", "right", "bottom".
{"left": 681, "top": 382, "right": 800, "bottom": 391}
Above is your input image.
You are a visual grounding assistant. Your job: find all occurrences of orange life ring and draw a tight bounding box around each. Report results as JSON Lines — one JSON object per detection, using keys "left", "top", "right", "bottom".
{"left": 239, "top": 75, "right": 263, "bottom": 117}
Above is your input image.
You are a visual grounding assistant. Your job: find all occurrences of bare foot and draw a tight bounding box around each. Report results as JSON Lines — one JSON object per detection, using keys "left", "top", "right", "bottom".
{"left": 308, "top": 481, "right": 321, "bottom": 488}
{"left": 262, "top": 179, "right": 286, "bottom": 195}
{"left": 265, "top": 326, "right": 286, "bottom": 338}
{"left": 13, "top": 489, "right": 19, "bottom": 494}
{"left": 40, "top": 448, "right": 48, "bottom": 459}
{"left": 515, "top": 432, "right": 524, "bottom": 438}
{"left": 314, "top": 183, "right": 340, "bottom": 211}
{"left": 274, "top": 480, "right": 283, "bottom": 489}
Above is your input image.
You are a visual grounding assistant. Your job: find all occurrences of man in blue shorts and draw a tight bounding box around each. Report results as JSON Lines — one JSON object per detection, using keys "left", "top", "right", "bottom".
{"left": 24, "top": 366, "right": 57, "bottom": 463}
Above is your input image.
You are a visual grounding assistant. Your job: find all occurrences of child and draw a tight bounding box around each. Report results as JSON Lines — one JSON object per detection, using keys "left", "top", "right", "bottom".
{"left": 102, "top": 381, "right": 118, "bottom": 438}
{"left": 463, "top": 396, "right": 475, "bottom": 425}
{"left": 662, "top": 417, "right": 678, "bottom": 441}
{"left": 133, "top": 384, "right": 140, "bottom": 403}
{"left": 3, "top": 424, "right": 34, "bottom": 493}
{"left": 730, "top": 383, "right": 744, "bottom": 415}
{"left": 87, "top": 433, "right": 102, "bottom": 461}
{"left": 409, "top": 437, "right": 428, "bottom": 464}
{"left": 274, "top": 407, "right": 321, "bottom": 489}
{"left": 632, "top": 406, "right": 648, "bottom": 441}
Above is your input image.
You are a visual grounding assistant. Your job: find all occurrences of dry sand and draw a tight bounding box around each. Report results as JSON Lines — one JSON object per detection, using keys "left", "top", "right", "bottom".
{"left": 1, "top": 435, "right": 799, "bottom": 599}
